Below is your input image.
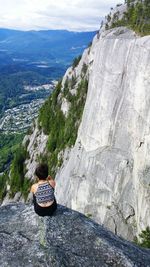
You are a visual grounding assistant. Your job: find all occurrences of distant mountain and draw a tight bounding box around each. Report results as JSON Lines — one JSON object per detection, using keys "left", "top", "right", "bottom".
{"left": 0, "top": 28, "right": 96, "bottom": 113}
{"left": 0, "top": 28, "right": 96, "bottom": 78}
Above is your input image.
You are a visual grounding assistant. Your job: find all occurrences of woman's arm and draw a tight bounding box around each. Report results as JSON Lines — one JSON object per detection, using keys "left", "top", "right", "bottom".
{"left": 47, "top": 176, "right": 56, "bottom": 188}
{"left": 47, "top": 175, "right": 53, "bottom": 181}
{"left": 30, "top": 185, "right": 34, "bottom": 193}
{"left": 30, "top": 184, "right": 37, "bottom": 193}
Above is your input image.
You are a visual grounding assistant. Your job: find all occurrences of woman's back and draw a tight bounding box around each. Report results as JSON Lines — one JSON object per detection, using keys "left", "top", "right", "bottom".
{"left": 30, "top": 163, "right": 57, "bottom": 216}
{"left": 35, "top": 182, "right": 54, "bottom": 205}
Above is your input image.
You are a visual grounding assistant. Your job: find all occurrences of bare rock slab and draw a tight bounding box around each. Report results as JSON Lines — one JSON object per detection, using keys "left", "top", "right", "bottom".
{"left": 0, "top": 203, "right": 150, "bottom": 267}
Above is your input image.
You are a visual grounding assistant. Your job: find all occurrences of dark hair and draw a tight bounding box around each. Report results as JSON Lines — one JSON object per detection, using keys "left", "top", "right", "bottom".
{"left": 35, "top": 163, "right": 48, "bottom": 180}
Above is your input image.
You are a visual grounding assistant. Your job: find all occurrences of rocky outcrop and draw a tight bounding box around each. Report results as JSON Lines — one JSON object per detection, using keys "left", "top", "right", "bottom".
{"left": 55, "top": 27, "right": 150, "bottom": 240}
{"left": 24, "top": 121, "right": 48, "bottom": 180}
{"left": 0, "top": 203, "right": 150, "bottom": 267}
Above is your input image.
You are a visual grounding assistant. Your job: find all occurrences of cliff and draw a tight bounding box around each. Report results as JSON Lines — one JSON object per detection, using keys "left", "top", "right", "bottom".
{"left": 0, "top": 203, "right": 150, "bottom": 267}
{"left": 55, "top": 26, "right": 150, "bottom": 240}
{"left": 5, "top": 3, "right": 150, "bottom": 242}
{"left": 13, "top": 25, "right": 150, "bottom": 241}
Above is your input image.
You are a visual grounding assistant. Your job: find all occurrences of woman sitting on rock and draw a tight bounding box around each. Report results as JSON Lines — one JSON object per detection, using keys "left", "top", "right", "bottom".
{"left": 30, "top": 163, "right": 57, "bottom": 216}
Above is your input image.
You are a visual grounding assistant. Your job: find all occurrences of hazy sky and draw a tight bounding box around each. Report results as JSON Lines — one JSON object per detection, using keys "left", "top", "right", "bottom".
{"left": 0, "top": 0, "right": 123, "bottom": 31}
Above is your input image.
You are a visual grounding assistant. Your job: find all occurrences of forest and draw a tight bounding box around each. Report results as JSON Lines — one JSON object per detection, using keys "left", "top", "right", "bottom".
{"left": 106, "top": 0, "right": 150, "bottom": 35}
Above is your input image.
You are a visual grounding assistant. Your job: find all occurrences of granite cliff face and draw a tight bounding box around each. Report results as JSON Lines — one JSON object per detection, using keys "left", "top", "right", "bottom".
{"left": 0, "top": 203, "right": 150, "bottom": 267}
{"left": 55, "top": 27, "right": 150, "bottom": 240}
{"left": 13, "top": 24, "right": 150, "bottom": 241}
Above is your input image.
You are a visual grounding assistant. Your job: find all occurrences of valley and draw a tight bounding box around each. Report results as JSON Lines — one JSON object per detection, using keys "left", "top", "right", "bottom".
{"left": 0, "top": 28, "right": 96, "bottom": 173}
{"left": 0, "top": 84, "right": 53, "bottom": 133}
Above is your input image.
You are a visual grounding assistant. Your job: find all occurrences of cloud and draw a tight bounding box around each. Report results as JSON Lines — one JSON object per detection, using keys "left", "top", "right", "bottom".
{"left": 0, "top": 0, "right": 123, "bottom": 31}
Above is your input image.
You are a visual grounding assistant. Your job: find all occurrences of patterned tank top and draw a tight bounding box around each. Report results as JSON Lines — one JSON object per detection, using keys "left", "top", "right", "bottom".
{"left": 35, "top": 182, "right": 54, "bottom": 204}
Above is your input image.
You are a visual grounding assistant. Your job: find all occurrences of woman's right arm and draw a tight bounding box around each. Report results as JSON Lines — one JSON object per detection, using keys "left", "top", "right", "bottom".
{"left": 30, "top": 185, "right": 34, "bottom": 193}
{"left": 30, "top": 184, "right": 37, "bottom": 193}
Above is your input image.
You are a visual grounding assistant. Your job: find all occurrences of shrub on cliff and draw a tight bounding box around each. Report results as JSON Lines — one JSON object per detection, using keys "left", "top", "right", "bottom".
{"left": 108, "top": 0, "right": 150, "bottom": 35}
{"left": 136, "top": 227, "right": 150, "bottom": 248}
{"left": 72, "top": 55, "right": 82, "bottom": 69}
{"left": 9, "top": 145, "right": 30, "bottom": 198}
{"left": 0, "top": 172, "right": 7, "bottom": 200}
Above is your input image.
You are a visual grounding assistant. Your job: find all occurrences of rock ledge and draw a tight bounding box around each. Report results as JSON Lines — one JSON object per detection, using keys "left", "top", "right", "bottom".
{"left": 0, "top": 203, "right": 150, "bottom": 267}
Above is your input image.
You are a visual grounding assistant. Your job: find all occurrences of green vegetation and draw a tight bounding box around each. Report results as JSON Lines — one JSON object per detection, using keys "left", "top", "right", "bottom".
{"left": 38, "top": 76, "right": 88, "bottom": 176}
{"left": 0, "top": 139, "right": 31, "bottom": 201}
{"left": 0, "top": 172, "right": 8, "bottom": 200}
{"left": 9, "top": 145, "right": 31, "bottom": 199}
{"left": 107, "top": 0, "right": 150, "bottom": 35}
{"left": 135, "top": 227, "right": 150, "bottom": 248}
{"left": 72, "top": 55, "right": 82, "bottom": 69}
{"left": 0, "top": 133, "right": 24, "bottom": 173}
{"left": 86, "top": 213, "right": 92, "bottom": 218}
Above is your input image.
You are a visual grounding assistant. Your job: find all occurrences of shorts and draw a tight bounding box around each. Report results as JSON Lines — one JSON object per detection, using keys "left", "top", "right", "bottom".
{"left": 33, "top": 194, "right": 57, "bottom": 217}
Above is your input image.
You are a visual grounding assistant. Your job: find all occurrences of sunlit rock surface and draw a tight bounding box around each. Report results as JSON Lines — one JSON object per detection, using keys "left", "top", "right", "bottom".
{"left": 24, "top": 122, "right": 48, "bottom": 180}
{"left": 0, "top": 203, "right": 150, "bottom": 267}
{"left": 56, "top": 27, "right": 150, "bottom": 240}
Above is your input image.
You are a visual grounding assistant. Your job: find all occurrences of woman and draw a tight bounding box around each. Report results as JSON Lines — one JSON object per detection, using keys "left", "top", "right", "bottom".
{"left": 30, "top": 163, "right": 57, "bottom": 216}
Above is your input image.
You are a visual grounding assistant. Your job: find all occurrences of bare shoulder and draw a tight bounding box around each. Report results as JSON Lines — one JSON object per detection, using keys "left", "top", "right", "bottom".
{"left": 30, "top": 183, "right": 38, "bottom": 193}
{"left": 48, "top": 179, "right": 56, "bottom": 189}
